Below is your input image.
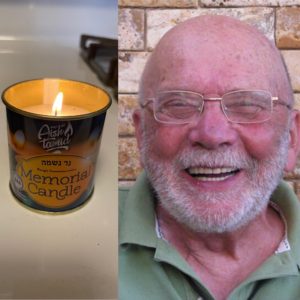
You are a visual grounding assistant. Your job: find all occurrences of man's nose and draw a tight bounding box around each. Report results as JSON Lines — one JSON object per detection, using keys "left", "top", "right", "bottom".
{"left": 188, "top": 101, "right": 239, "bottom": 150}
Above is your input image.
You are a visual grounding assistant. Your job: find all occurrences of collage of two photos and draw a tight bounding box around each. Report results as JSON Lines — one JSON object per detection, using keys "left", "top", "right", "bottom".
{"left": 0, "top": 0, "right": 299, "bottom": 299}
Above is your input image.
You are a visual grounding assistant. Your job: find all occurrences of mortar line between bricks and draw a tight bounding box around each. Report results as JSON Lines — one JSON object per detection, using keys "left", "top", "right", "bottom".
{"left": 118, "top": 5, "right": 300, "bottom": 9}
{"left": 201, "top": 5, "right": 277, "bottom": 9}
{"left": 144, "top": 8, "right": 147, "bottom": 51}
{"left": 274, "top": 6, "right": 278, "bottom": 44}
{"left": 200, "top": 5, "right": 295, "bottom": 8}
{"left": 118, "top": 180, "right": 136, "bottom": 183}
{"left": 118, "top": 92, "right": 139, "bottom": 95}
{"left": 118, "top": 49, "right": 150, "bottom": 52}
{"left": 280, "top": 48, "right": 300, "bottom": 51}
{"left": 118, "top": 6, "right": 198, "bottom": 9}
{"left": 119, "top": 92, "right": 138, "bottom": 94}
{"left": 119, "top": 5, "right": 300, "bottom": 9}
{"left": 129, "top": 6, "right": 285, "bottom": 12}
{"left": 119, "top": 134, "right": 136, "bottom": 138}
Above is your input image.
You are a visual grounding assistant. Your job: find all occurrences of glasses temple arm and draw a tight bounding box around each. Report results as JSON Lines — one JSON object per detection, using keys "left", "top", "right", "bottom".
{"left": 141, "top": 98, "right": 155, "bottom": 108}
{"left": 272, "top": 97, "right": 293, "bottom": 110}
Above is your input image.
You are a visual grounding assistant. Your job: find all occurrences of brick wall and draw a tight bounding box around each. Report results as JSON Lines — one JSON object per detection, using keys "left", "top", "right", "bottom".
{"left": 118, "top": 0, "right": 300, "bottom": 194}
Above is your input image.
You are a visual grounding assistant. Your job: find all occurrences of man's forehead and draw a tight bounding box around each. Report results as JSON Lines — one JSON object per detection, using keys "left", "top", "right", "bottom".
{"left": 152, "top": 38, "right": 275, "bottom": 95}
{"left": 157, "top": 15, "right": 269, "bottom": 48}
{"left": 155, "top": 16, "right": 275, "bottom": 67}
{"left": 140, "top": 15, "right": 289, "bottom": 102}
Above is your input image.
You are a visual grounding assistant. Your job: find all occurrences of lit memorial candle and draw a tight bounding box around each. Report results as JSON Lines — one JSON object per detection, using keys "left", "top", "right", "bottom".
{"left": 2, "top": 78, "right": 111, "bottom": 213}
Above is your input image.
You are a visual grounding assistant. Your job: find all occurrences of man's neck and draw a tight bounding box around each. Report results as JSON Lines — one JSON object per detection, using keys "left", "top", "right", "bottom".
{"left": 156, "top": 203, "right": 285, "bottom": 300}
{"left": 156, "top": 202, "right": 283, "bottom": 256}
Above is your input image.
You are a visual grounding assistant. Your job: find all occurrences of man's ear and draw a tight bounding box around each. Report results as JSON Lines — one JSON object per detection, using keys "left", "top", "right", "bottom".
{"left": 133, "top": 109, "right": 144, "bottom": 167}
{"left": 285, "top": 110, "right": 300, "bottom": 172}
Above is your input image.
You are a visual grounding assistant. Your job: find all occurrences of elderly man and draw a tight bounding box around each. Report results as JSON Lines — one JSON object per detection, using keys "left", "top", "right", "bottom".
{"left": 119, "top": 15, "right": 300, "bottom": 300}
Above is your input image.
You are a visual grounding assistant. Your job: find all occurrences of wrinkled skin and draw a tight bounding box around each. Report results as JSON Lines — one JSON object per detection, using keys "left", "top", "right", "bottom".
{"left": 134, "top": 15, "right": 300, "bottom": 234}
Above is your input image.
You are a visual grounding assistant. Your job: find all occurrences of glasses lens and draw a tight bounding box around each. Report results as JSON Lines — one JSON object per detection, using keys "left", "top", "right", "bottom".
{"left": 222, "top": 90, "right": 272, "bottom": 123}
{"left": 155, "top": 91, "right": 202, "bottom": 123}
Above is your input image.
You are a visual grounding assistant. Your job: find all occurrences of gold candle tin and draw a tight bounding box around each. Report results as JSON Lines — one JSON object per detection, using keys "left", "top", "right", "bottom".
{"left": 2, "top": 78, "right": 111, "bottom": 213}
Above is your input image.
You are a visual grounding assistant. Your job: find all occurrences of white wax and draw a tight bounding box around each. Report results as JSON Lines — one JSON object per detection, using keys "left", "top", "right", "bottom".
{"left": 22, "top": 104, "right": 90, "bottom": 116}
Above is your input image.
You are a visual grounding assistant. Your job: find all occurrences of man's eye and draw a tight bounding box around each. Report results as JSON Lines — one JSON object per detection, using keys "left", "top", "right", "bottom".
{"left": 157, "top": 99, "right": 197, "bottom": 119}
{"left": 164, "top": 99, "right": 186, "bottom": 107}
{"left": 225, "top": 101, "right": 267, "bottom": 114}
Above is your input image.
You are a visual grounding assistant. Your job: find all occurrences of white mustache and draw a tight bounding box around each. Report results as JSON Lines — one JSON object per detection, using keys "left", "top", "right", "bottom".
{"left": 174, "top": 147, "right": 257, "bottom": 170}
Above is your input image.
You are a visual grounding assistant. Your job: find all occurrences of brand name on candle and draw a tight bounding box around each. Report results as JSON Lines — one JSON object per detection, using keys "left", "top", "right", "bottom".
{"left": 38, "top": 122, "right": 74, "bottom": 152}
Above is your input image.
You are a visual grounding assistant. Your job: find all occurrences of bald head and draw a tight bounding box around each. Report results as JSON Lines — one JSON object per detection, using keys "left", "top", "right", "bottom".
{"left": 140, "top": 15, "right": 293, "bottom": 106}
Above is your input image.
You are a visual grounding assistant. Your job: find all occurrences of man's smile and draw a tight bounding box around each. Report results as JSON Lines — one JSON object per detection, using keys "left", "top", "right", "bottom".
{"left": 186, "top": 166, "right": 240, "bottom": 182}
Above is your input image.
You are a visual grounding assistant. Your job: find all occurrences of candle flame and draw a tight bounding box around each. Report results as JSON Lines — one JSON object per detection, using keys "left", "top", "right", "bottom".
{"left": 52, "top": 92, "right": 63, "bottom": 116}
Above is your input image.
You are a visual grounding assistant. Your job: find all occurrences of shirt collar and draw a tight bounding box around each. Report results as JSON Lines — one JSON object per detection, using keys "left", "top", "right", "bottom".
{"left": 270, "top": 181, "right": 300, "bottom": 267}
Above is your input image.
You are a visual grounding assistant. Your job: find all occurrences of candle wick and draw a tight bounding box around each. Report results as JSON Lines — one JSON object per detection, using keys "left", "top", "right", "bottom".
{"left": 55, "top": 109, "right": 58, "bottom": 116}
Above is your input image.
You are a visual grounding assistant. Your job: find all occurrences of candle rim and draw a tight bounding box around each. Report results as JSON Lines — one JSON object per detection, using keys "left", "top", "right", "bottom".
{"left": 2, "top": 77, "right": 112, "bottom": 119}
{"left": 4, "top": 104, "right": 111, "bottom": 120}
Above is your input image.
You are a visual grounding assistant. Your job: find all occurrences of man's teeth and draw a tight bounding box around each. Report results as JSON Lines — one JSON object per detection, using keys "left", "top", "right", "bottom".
{"left": 187, "top": 167, "right": 238, "bottom": 181}
{"left": 188, "top": 167, "right": 235, "bottom": 174}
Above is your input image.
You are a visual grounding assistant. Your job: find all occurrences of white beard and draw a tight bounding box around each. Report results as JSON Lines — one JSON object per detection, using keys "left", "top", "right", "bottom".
{"left": 141, "top": 127, "right": 290, "bottom": 233}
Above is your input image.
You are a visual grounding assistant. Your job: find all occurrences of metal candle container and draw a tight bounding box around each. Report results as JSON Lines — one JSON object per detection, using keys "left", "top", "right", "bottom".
{"left": 2, "top": 78, "right": 111, "bottom": 213}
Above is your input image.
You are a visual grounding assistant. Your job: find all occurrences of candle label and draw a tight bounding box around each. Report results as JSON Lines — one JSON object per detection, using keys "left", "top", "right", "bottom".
{"left": 14, "top": 155, "right": 93, "bottom": 209}
{"left": 6, "top": 109, "right": 107, "bottom": 212}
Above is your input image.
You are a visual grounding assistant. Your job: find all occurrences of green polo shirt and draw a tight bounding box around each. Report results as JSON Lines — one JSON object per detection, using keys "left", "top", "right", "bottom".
{"left": 119, "top": 172, "right": 300, "bottom": 300}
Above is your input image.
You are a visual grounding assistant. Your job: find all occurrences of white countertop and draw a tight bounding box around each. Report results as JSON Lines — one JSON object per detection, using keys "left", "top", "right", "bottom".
{"left": 0, "top": 41, "right": 117, "bottom": 299}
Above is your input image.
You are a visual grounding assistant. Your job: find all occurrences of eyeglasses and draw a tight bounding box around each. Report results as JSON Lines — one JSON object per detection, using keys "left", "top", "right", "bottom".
{"left": 141, "top": 90, "right": 292, "bottom": 124}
